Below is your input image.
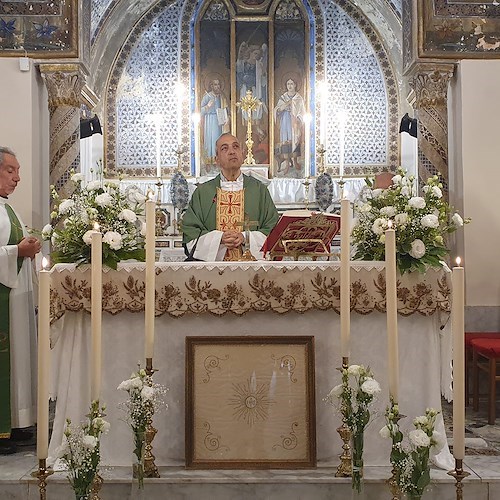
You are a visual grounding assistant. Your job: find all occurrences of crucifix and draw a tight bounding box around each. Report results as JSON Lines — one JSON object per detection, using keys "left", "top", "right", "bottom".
{"left": 236, "top": 213, "right": 259, "bottom": 261}
{"left": 236, "top": 89, "right": 260, "bottom": 165}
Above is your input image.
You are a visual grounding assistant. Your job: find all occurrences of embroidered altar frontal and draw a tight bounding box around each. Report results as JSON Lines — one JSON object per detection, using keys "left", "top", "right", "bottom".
{"left": 49, "top": 261, "right": 451, "bottom": 323}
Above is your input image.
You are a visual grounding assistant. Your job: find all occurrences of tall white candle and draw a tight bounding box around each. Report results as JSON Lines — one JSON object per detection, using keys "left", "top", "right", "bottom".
{"left": 37, "top": 257, "right": 50, "bottom": 460}
{"left": 91, "top": 226, "right": 102, "bottom": 402}
{"left": 338, "top": 110, "right": 347, "bottom": 178}
{"left": 340, "top": 198, "right": 351, "bottom": 358}
{"left": 452, "top": 257, "right": 465, "bottom": 460}
{"left": 144, "top": 198, "right": 156, "bottom": 359}
{"left": 385, "top": 224, "right": 399, "bottom": 402}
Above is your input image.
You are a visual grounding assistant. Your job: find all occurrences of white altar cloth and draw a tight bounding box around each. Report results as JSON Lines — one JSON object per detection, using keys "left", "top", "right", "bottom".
{"left": 47, "top": 262, "right": 454, "bottom": 470}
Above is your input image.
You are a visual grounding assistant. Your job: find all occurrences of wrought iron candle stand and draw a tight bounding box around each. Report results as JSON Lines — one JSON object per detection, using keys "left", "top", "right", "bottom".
{"left": 447, "top": 458, "right": 470, "bottom": 500}
{"left": 31, "top": 459, "right": 53, "bottom": 500}
{"left": 335, "top": 356, "right": 352, "bottom": 477}
{"left": 144, "top": 357, "right": 160, "bottom": 478}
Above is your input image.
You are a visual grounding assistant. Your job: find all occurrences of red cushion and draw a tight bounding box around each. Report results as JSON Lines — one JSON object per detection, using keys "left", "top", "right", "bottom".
{"left": 465, "top": 332, "right": 500, "bottom": 348}
{"left": 470, "top": 338, "right": 500, "bottom": 357}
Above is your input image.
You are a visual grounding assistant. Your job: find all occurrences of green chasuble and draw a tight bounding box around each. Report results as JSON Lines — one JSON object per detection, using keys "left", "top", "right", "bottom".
{"left": 0, "top": 204, "right": 24, "bottom": 438}
{"left": 182, "top": 174, "right": 279, "bottom": 245}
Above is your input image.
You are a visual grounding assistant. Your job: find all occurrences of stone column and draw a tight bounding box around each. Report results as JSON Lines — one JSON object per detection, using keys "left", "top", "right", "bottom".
{"left": 408, "top": 63, "right": 455, "bottom": 195}
{"left": 39, "top": 64, "right": 85, "bottom": 199}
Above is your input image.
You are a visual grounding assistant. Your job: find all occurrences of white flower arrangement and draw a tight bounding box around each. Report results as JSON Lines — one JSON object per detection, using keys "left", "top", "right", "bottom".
{"left": 352, "top": 168, "right": 470, "bottom": 273}
{"left": 118, "top": 368, "right": 167, "bottom": 488}
{"left": 381, "top": 403, "right": 443, "bottom": 498}
{"left": 325, "top": 364, "right": 381, "bottom": 492}
{"left": 41, "top": 174, "right": 146, "bottom": 269}
{"left": 55, "top": 401, "right": 109, "bottom": 499}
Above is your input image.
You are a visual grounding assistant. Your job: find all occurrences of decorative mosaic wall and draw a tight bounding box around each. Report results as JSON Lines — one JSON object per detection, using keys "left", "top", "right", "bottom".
{"left": 90, "top": 0, "right": 115, "bottom": 45}
{"left": 105, "top": 0, "right": 399, "bottom": 177}
{"left": 0, "top": 0, "right": 78, "bottom": 56}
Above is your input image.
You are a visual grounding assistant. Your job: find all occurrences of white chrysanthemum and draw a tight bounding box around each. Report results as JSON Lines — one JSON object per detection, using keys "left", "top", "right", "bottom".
{"left": 130, "top": 377, "right": 143, "bottom": 389}
{"left": 395, "top": 213, "right": 408, "bottom": 226}
{"left": 71, "top": 172, "right": 85, "bottom": 183}
{"left": 86, "top": 180, "right": 101, "bottom": 191}
{"left": 400, "top": 186, "right": 411, "bottom": 197}
{"left": 408, "top": 197, "right": 426, "bottom": 210}
{"left": 141, "top": 385, "right": 155, "bottom": 401}
{"left": 118, "top": 208, "right": 137, "bottom": 223}
{"left": 420, "top": 214, "right": 439, "bottom": 229}
{"left": 58, "top": 199, "right": 75, "bottom": 215}
{"left": 371, "top": 188, "right": 383, "bottom": 199}
{"left": 103, "top": 231, "right": 122, "bottom": 250}
{"left": 82, "top": 230, "right": 95, "bottom": 246}
{"left": 82, "top": 434, "right": 98, "bottom": 450}
{"left": 379, "top": 425, "right": 391, "bottom": 440}
{"left": 452, "top": 213, "right": 464, "bottom": 227}
{"left": 409, "top": 239, "right": 426, "bottom": 259}
{"left": 391, "top": 174, "right": 402, "bottom": 185}
{"left": 95, "top": 192, "right": 113, "bottom": 207}
{"left": 372, "top": 218, "right": 386, "bottom": 235}
{"left": 348, "top": 364, "right": 362, "bottom": 376}
{"left": 327, "top": 384, "right": 344, "bottom": 399}
{"left": 359, "top": 202, "right": 371, "bottom": 213}
{"left": 409, "top": 429, "right": 431, "bottom": 448}
{"left": 361, "top": 378, "right": 381, "bottom": 395}
{"left": 380, "top": 206, "right": 396, "bottom": 217}
{"left": 431, "top": 186, "right": 443, "bottom": 198}
{"left": 41, "top": 224, "right": 53, "bottom": 239}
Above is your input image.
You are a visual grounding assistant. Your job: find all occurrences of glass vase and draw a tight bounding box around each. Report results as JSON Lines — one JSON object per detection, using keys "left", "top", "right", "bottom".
{"left": 351, "top": 432, "right": 364, "bottom": 494}
{"left": 132, "top": 430, "right": 146, "bottom": 489}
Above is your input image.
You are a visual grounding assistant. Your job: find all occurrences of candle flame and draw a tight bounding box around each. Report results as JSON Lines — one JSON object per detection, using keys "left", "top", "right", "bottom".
{"left": 456, "top": 256, "right": 462, "bottom": 266}
{"left": 93, "top": 222, "right": 100, "bottom": 231}
{"left": 147, "top": 190, "right": 154, "bottom": 201}
{"left": 387, "top": 220, "right": 393, "bottom": 229}
{"left": 41, "top": 256, "right": 49, "bottom": 269}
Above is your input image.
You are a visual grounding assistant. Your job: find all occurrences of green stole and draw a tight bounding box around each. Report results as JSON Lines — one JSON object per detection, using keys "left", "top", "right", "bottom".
{"left": 0, "top": 204, "right": 24, "bottom": 438}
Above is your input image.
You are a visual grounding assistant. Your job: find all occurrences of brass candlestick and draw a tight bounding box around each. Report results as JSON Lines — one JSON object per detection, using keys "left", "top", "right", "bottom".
{"left": 317, "top": 144, "right": 326, "bottom": 175}
{"left": 31, "top": 459, "right": 53, "bottom": 500}
{"left": 144, "top": 357, "right": 160, "bottom": 478}
{"left": 335, "top": 356, "right": 352, "bottom": 477}
{"left": 302, "top": 177, "right": 311, "bottom": 210}
{"left": 91, "top": 473, "right": 103, "bottom": 500}
{"left": 237, "top": 90, "right": 261, "bottom": 165}
{"left": 448, "top": 458, "right": 470, "bottom": 500}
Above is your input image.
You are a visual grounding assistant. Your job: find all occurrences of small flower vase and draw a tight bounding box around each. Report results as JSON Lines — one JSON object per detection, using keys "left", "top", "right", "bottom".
{"left": 132, "top": 430, "right": 146, "bottom": 488}
{"left": 351, "top": 432, "right": 364, "bottom": 494}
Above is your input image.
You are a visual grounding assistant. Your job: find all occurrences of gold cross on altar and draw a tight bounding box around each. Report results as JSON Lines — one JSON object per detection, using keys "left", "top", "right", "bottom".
{"left": 236, "top": 89, "right": 261, "bottom": 165}
{"left": 236, "top": 213, "right": 259, "bottom": 261}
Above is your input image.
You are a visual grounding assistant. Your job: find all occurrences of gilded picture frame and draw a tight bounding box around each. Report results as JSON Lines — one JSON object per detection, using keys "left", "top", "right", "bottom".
{"left": 186, "top": 336, "right": 316, "bottom": 469}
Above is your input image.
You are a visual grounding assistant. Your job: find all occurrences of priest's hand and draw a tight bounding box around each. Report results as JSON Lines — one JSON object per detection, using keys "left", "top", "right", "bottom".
{"left": 18, "top": 236, "right": 42, "bottom": 259}
{"left": 221, "top": 230, "right": 244, "bottom": 249}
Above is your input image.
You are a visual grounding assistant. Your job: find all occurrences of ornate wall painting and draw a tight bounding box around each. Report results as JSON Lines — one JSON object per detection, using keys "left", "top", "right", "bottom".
{"left": 418, "top": 0, "right": 500, "bottom": 58}
{"left": 0, "top": 0, "right": 78, "bottom": 57}
{"left": 186, "top": 336, "right": 316, "bottom": 469}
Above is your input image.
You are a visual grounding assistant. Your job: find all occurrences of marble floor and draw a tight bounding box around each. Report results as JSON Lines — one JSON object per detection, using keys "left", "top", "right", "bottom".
{"left": 1, "top": 399, "right": 499, "bottom": 499}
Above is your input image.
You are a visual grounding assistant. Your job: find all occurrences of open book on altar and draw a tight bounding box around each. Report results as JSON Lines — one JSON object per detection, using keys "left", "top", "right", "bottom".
{"left": 262, "top": 209, "right": 341, "bottom": 259}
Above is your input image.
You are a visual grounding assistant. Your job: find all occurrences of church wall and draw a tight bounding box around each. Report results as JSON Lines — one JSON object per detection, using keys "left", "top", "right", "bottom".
{"left": 449, "top": 59, "right": 500, "bottom": 330}
{"left": 0, "top": 58, "right": 49, "bottom": 231}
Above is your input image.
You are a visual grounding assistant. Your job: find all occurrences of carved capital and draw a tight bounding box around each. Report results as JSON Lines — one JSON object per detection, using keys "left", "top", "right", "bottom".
{"left": 408, "top": 64, "right": 455, "bottom": 109}
{"left": 39, "top": 64, "right": 85, "bottom": 109}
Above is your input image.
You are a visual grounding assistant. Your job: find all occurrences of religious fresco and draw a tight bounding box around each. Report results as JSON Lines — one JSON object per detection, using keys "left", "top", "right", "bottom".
{"left": 0, "top": 0, "right": 78, "bottom": 56}
{"left": 418, "top": 0, "right": 500, "bottom": 58}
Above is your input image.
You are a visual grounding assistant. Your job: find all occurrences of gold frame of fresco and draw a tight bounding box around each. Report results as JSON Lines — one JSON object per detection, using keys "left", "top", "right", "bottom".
{"left": 185, "top": 336, "right": 316, "bottom": 469}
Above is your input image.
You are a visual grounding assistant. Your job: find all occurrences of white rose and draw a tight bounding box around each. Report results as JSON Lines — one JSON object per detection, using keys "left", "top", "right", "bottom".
{"left": 394, "top": 213, "right": 408, "bottom": 226}
{"left": 41, "top": 224, "right": 53, "bottom": 239}
{"left": 95, "top": 193, "right": 113, "bottom": 207}
{"left": 391, "top": 174, "right": 402, "bottom": 185}
{"left": 361, "top": 378, "right": 381, "bottom": 395}
{"left": 408, "top": 197, "right": 426, "bottom": 210}
{"left": 348, "top": 364, "right": 361, "bottom": 376}
{"left": 117, "top": 379, "right": 133, "bottom": 391}
{"left": 141, "top": 385, "right": 155, "bottom": 401}
{"left": 82, "top": 230, "right": 95, "bottom": 246}
{"left": 431, "top": 186, "right": 442, "bottom": 198}
{"left": 379, "top": 425, "right": 391, "bottom": 440}
{"left": 422, "top": 185, "right": 430, "bottom": 194}
{"left": 82, "top": 435, "right": 98, "bottom": 450}
{"left": 380, "top": 206, "right": 396, "bottom": 217}
{"left": 452, "top": 213, "right": 464, "bottom": 227}
{"left": 359, "top": 202, "right": 371, "bottom": 213}
{"left": 130, "top": 377, "right": 143, "bottom": 389}
{"left": 58, "top": 199, "right": 75, "bottom": 215}
{"left": 71, "top": 172, "right": 85, "bottom": 183}
{"left": 420, "top": 214, "right": 439, "bottom": 229}
{"left": 372, "top": 218, "right": 386, "bottom": 235}
{"left": 103, "top": 231, "right": 122, "bottom": 250}
{"left": 118, "top": 208, "right": 137, "bottom": 223}
{"left": 327, "top": 384, "right": 344, "bottom": 399}
{"left": 371, "top": 189, "right": 383, "bottom": 199}
{"left": 409, "top": 239, "right": 426, "bottom": 259}
{"left": 409, "top": 429, "right": 431, "bottom": 448}
{"left": 86, "top": 180, "right": 101, "bottom": 191}
{"left": 93, "top": 417, "right": 111, "bottom": 434}
{"left": 400, "top": 186, "right": 411, "bottom": 197}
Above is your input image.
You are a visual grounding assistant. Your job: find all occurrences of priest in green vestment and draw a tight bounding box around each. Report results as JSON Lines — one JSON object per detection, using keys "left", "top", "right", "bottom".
{"left": 0, "top": 147, "right": 40, "bottom": 454}
{"left": 182, "top": 133, "right": 278, "bottom": 261}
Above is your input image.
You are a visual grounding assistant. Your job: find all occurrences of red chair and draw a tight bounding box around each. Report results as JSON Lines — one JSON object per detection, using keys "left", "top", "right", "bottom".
{"left": 465, "top": 332, "right": 500, "bottom": 406}
{"left": 471, "top": 337, "right": 500, "bottom": 424}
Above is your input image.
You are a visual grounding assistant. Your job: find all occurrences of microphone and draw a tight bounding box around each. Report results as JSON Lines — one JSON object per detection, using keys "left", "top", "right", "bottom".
{"left": 184, "top": 194, "right": 217, "bottom": 261}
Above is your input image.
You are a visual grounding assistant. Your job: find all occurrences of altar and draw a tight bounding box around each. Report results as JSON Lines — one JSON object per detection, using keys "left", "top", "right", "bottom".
{"left": 47, "top": 261, "right": 454, "bottom": 470}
